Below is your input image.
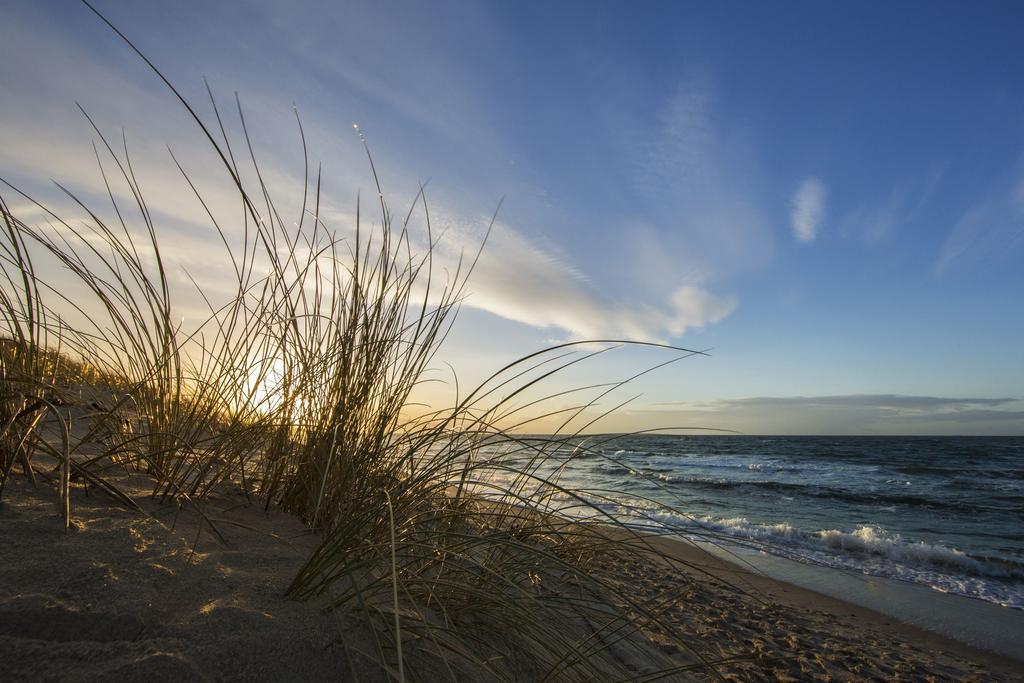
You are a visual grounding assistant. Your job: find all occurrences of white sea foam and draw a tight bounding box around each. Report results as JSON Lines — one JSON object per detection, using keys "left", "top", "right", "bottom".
{"left": 607, "top": 503, "right": 1024, "bottom": 609}
{"left": 815, "top": 525, "right": 987, "bottom": 573}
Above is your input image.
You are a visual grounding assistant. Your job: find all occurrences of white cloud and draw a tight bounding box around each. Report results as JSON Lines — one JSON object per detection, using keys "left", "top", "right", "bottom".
{"left": 665, "top": 285, "right": 736, "bottom": 336}
{"left": 434, "top": 220, "right": 736, "bottom": 341}
{"left": 790, "top": 177, "right": 825, "bottom": 242}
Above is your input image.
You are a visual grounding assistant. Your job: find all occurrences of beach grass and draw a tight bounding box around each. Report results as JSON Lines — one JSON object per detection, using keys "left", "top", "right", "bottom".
{"left": 0, "top": 7, "right": 749, "bottom": 680}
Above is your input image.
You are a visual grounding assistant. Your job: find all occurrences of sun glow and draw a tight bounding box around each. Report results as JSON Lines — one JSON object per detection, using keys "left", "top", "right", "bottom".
{"left": 244, "top": 355, "right": 288, "bottom": 414}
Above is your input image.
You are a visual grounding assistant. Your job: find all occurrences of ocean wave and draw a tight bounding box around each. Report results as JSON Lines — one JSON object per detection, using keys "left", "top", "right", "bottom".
{"left": 686, "top": 516, "right": 1014, "bottom": 575}
{"left": 892, "top": 463, "right": 1024, "bottom": 480}
{"left": 814, "top": 525, "right": 1010, "bottom": 576}
{"left": 625, "top": 509, "right": 1024, "bottom": 608}
{"left": 637, "top": 476, "right": 1015, "bottom": 514}
{"left": 682, "top": 459, "right": 804, "bottom": 473}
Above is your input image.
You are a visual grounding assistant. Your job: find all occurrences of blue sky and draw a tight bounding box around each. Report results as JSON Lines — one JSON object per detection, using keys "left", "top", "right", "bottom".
{"left": 2, "top": 0, "right": 1023, "bottom": 434}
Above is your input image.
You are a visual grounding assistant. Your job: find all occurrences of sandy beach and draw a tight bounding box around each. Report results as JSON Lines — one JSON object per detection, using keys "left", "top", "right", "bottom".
{"left": 3, "top": 471, "right": 1022, "bottom": 682}
{"left": 591, "top": 534, "right": 1024, "bottom": 681}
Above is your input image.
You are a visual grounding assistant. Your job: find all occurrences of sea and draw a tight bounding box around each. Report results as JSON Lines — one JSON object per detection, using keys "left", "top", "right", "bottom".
{"left": 486, "top": 435, "right": 1024, "bottom": 612}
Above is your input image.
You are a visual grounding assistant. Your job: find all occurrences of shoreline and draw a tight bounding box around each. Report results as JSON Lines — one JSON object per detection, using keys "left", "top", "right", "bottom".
{"left": 691, "top": 536, "right": 1024, "bottom": 659}
{"left": 621, "top": 531, "right": 1024, "bottom": 676}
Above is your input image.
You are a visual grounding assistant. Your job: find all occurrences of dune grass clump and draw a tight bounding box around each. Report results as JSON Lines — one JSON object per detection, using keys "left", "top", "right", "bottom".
{"left": 0, "top": 7, "right": 745, "bottom": 679}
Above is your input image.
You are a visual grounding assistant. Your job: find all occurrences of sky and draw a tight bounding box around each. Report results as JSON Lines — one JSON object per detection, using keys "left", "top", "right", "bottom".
{"left": 1, "top": 0, "right": 1023, "bottom": 434}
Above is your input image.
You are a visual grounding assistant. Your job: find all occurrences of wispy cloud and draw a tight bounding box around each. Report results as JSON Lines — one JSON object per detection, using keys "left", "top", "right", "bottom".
{"left": 790, "top": 177, "right": 825, "bottom": 242}
{"left": 614, "top": 74, "right": 775, "bottom": 277}
{"left": 1, "top": 7, "right": 743, "bottom": 347}
{"left": 638, "top": 79, "right": 716, "bottom": 195}
{"left": 2, "top": 100, "right": 736, "bottom": 346}
{"left": 839, "top": 169, "right": 943, "bottom": 246}
{"left": 641, "top": 394, "right": 1024, "bottom": 435}
{"left": 708, "top": 394, "right": 1017, "bottom": 409}
{"left": 934, "top": 171, "right": 1024, "bottom": 274}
